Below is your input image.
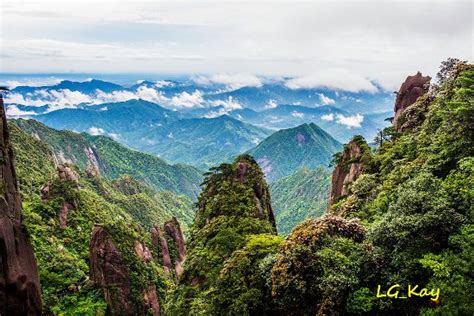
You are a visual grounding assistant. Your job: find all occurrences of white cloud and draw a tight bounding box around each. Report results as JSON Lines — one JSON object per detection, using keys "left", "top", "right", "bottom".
{"left": 2, "top": 78, "right": 62, "bottom": 89}
{"left": 209, "top": 96, "right": 242, "bottom": 110}
{"left": 4, "top": 93, "right": 47, "bottom": 106}
{"left": 5, "top": 105, "right": 36, "bottom": 118}
{"left": 192, "top": 74, "right": 262, "bottom": 90}
{"left": 155, "top": 80, "right": 174, "bottom": 88}
{"left": 87, "top": 126, "right": 120, "bottom": 140}
{"left": 204, "top": 108, "right": 228, "bottom": 118}
{"left": 318, "top": 93, "right": 335, "bottom": 105}
{"left": 265, "top": 99, "right": 278, "bottom": 109}
{"left": 321, "top": 113, "right": 335, "bottom": 121}
{"left": 1, "top": 1, "right": 471, "bottom": 91}
{"left": 135, "top": 86, "right": 169, "bottom": 103}
{"left": 5, "top": 89, "right": 92, "bottom": 111}
{"left": 335, "top": 113, "right": 364, "bottom": 128}
{"left": 170, "top": 90, "right": 204, "bottom": 108}
{"left": 285, "top": 70, "right": 378, "bottom": 93}
{"left": 291, "top": 111, "right": 304, "bottom": 118}
{"left": 87, "top": 127, "right": 105, "bottom": 136}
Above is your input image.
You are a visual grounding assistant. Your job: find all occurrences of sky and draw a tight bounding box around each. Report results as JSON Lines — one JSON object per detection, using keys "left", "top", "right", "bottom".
{"left": 1, "top": 0, "right": 472, "bottom": 91}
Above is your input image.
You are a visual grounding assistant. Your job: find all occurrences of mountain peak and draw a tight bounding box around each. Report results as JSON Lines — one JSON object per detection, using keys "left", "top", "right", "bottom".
{"left": 248, "top": 122, "right": 342, "bottom": 181}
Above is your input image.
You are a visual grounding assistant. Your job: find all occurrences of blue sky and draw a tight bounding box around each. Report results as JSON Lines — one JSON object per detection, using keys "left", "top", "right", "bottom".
{"left": 1, "top": 0, "right": 472, "bottom": 91}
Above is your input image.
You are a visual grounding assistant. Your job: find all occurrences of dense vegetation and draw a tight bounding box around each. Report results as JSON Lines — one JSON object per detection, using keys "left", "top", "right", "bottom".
{"left": 6, "top": 60, "right": 472, "bottom": 315}
{"left": 13, "top": 118, "right": 202, "bottom": 199}
{"left": 169, "top": 61, "right": 473, "bottom": 315}
{"left": 167, "top": 155, "right": 279, "bottom": 315}
{"left": 248, "top": 123, "right": 341, "bottom": 181}
{"left": 270, "top": 167, "right": 331, "bottom": 235}
{"left": 9, "top": 124, "right": 195, "bottom": 314}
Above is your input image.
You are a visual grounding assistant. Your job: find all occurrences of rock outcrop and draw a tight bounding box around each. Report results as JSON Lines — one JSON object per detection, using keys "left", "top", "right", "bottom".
{"left": 41, "top": 164, "right": 79, "bottom": 228}
{"left": 235, "top": 156, "right": 277, "bottom": 229}
{"left": 329, "top": 137, "right": 368, "bottom": 207}
{"left": 57, "top": 164, "right": 80, "bottom": 185}
{"left": 151, "top": 226, "right": 173, "bottom": 274}
{"left": 164, "top": 217, "right": 186, "bottom": 278}
{"left": 89, "top": 225, "right": 133, "bottom": 315}
{"left": 89, "top": 225, "right": 160, "bottom": 315}
{"left": 151, "top": 217, "right": 187, "bottom": 278}
{"left": 393, "top": 72, "right": 431, "bottom": 130}
{"left": 0, "top": 92, "right": 42, "bottom": 315}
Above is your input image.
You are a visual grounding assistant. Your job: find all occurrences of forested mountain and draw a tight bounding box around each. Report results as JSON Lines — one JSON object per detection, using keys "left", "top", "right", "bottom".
{"left": 270, "top": 167, "right": 331, "bottom": 235}
{"left": 168, "top": 60, "right": 474, "bottom": 315}
{"left": 2, "top": 60, "right": 472, "bottom": 315}
{"left": 34, "top": 104, "right": 270, "bottom": 170}
{"left": 248, "top": 123, "right": 341, "bottom": 181}
{"left": 12, "top": 119, "right": 202, "bottom": 199}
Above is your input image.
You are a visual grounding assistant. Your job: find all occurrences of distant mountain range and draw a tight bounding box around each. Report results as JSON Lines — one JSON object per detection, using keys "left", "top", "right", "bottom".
{"left": 248, "top": 123, "right": 341, "bottom": 181}
{"left": 28, "top": 100, "right": 270, "bottom": 170}
{"left": 4, "top": 78, "right": 394, "bottom": 169}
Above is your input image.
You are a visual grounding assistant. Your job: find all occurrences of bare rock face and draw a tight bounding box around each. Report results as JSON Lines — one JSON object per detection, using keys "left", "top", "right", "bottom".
{"left": 151, "top": 218, "right": 187, "bottom": 278}
{"left": 164, "top": 217, "right": 187, "bottom": 278}
{"left": 393, "top": 72, "right": 431, "bottom": 130}
{"left": 57, "top": 164, "right": 79, "bottom": 185}
{"left": 89, "top": 225, "right": 161, "bottom": 315}
{"left": 59, "top": 202, "right": 75, "bottom": 229}
{"left": 134, "top": 240, "right": 153, "bottom": 262}
{"left": 329, "top": 138, "right": 367, "bottom": 207}
{"left": 89, "top": 225, "right": 133, "bottom": 315}
{"left": 151, "top": 226, "right": 173, "bottom": 274}
{"left": 0, "top": 94, "right": 42, "bottom": 315}
{"left": 143, "top": 285, "right": 161, "bottom": 316}
{"left": 84, "top": 146, "right": 101, "bottom": 176}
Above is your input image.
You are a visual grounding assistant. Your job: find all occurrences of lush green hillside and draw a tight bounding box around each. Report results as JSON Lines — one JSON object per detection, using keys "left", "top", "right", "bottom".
{"left": 9, "top": 122, "right": 192, "bottom": 314}
{"left": 168, "top": 155, "right": 280, "bottom": 314}
{"left": 168, "top": 61, "right": 474, "bottom": 315}
{"left": 12, "top": 119, "right": 202, "bottom": 199}
{"left": 10, "top": 123, "right": 196, "bottom": 230}
{"left": 271, "top": 167, "right": 331, "bottom": 235}
{"left": 248, "top": 123, "right": 341, "bottom": 181}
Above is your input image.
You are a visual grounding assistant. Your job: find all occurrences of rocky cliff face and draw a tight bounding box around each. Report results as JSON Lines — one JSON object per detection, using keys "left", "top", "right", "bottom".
{"left": 393, "top": 72, "right": 431, "bottom": 130}
{"left": 89, "top": 225, "right": 161, "bottom": 315}
{"left": 40, "top": 164, "right": 79, "bottom": 229}
{"left": 329, "top": 137, "right": 368, "bottom": 207}
{"left": 0, "top": 93, "right": 42, "bottom": 315}
{"left": 164, "top": 217, "right": 186, "bottom": 278}
{"left": 151, "top": 226, "right": 173, "bottom": 274}
{"left": 151, "top": 217, "right": 187, "bottom": 278}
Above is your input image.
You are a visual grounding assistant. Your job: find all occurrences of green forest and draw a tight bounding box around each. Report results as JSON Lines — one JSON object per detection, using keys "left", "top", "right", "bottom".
{"left": 1, "top": 60, "right": 472, "bottom": 315}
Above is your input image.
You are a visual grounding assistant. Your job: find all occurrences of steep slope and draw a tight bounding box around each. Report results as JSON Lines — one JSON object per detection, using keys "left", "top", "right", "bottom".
{"left": 168, "top": 155, "right": 280, "bottom": 315}
{"left": 12, "top": 119, "right": 202, "bottom": 199}
{"left": 0, "top": 94, "right": 42, "bottom": 315}
{"left": 168, "top": 61, "right": 473, "bottom": 316}
{"left": 293, "top": 61, "right": 473, "bottom": 314}
{"left": 270, "top": 167, "right": 331, "bottom": 235}
{"left": 248, "top": 123, "right": 341, "bottom": 181}
{"left": 10, "top": 117, "right": 198, "bottom": 314}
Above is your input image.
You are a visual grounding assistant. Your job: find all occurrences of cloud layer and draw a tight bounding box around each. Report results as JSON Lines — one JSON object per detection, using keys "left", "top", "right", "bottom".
{"left": 1, "top": 1, "right": 471, "bottom": 91}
